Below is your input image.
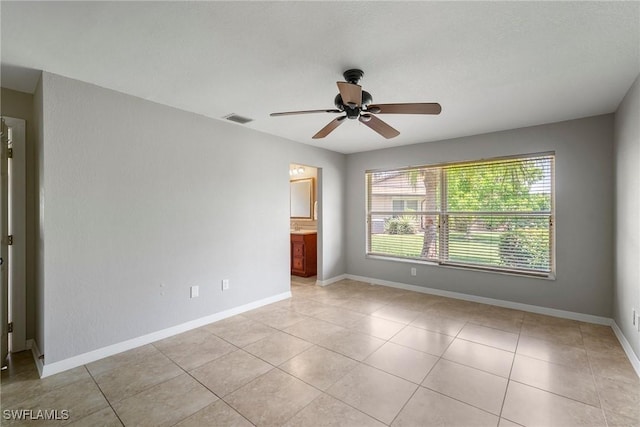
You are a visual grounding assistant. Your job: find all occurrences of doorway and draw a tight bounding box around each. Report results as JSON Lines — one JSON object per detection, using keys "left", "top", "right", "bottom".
{"left": 289, "top": 163, "right": 320, "bottom": 287}
{"left": 1, "top": 117, "right": 27, "bottom": 367}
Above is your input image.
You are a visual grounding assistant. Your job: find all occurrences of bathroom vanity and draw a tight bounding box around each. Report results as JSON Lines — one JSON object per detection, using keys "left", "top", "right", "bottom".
{"left": 290, "top": 231, "right": 317, "bottom": 277}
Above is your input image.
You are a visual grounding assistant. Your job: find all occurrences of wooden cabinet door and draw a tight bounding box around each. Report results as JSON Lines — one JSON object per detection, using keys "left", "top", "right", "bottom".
{"left": 290, "top": 233, "right": 317, "bottom": 277}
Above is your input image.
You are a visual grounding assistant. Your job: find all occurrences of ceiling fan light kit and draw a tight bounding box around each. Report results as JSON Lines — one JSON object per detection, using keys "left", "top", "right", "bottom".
{"left": 270, "top": 69, "right": 441, "bottom": 139}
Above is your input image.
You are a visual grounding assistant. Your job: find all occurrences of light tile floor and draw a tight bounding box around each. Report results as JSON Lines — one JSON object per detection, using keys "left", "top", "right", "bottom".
{"left": 2, "top": 278, "right": 639, "bottom": 426}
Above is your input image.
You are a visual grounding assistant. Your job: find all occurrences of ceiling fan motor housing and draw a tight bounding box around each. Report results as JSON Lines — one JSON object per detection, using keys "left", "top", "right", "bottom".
{"left": 334, "top": 90, "right": 373, "bottom": 119}
{"left": 334, "top": 69, "right": 371, "bottom": 119}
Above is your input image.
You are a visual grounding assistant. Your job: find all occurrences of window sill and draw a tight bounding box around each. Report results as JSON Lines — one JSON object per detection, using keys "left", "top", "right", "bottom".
{"left": 365, "top": 254, "right": 556, "bottom": 281}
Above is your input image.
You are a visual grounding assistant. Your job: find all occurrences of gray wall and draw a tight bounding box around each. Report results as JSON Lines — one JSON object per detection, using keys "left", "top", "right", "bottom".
{"left": 346, "top": 115, "right": 614, "bottom": 317}
{"left": 0, "top": 88, "right": 37, "bottom": 341}
{"left": 17, "top": 69, "right": 633, "bottom": 366}
{"left": 33, "top": 77, "right": 44, "bottom": 357}
{"left": 613, "top": 74, "right": 640, "bottom": 358}
{"left": 38, "top": 72, "right": 345, "bottom": 364}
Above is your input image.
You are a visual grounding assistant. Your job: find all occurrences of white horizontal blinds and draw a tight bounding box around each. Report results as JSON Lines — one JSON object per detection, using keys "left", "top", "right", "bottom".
{"left": 367, "top": 168, "right": 441, "bottom": 213}
{"left": 368, "top": 214, "right": 441, "bottom": 260}
{"left": 444, "top": 214, "right": 551, "bottom": 273}
{"left": 367, "top": 167, "right": 441, "bottom": 260}
{"left": 366, "top": 154, "right": 555, "bottom": 276}
{"left": 445, "top": 156, "right": 554, "bottom": 213}
{"left": 442, "top": 155, "right": 554, "bottom": 274}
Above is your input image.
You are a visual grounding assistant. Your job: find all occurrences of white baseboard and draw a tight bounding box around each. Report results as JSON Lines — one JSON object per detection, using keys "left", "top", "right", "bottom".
{"left": 611, "top": 322, "right": 640, "bottom": 378}
{"left": 31, "top": 273, "right": 640, "bottom": 381}
{"left": 316, "top": 274, "right": 348, "bottom": 287}
{"left": 345, "top": 274, "right": 612, "bottom": 325}
{"left": 39, "top": 291, "right": 291, "bottom": 378}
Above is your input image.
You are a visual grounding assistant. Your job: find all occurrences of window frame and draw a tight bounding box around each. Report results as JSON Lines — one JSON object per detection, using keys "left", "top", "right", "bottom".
{"left": 365, "top": 152, "right": 556, "bottom": 279}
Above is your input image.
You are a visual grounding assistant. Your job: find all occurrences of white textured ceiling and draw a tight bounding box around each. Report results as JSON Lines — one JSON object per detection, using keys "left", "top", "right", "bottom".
{"left": 1, "top": 1, "right": 639, "bottom": 154}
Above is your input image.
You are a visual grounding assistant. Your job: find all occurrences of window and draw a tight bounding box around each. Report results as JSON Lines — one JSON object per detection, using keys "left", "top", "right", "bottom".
{"left": 392, "top": 199, "right": 419, "bottom": 212}
{"left": 392, "top": 200, "right": 405, "bottom": 212}
{"left": 366, "top": 153, "right": 555, "bottom": 277}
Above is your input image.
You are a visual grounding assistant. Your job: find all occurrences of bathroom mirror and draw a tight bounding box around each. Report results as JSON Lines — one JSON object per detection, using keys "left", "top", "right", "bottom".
{"left": 290, "top": 178, "right": 314, "bottom": 219}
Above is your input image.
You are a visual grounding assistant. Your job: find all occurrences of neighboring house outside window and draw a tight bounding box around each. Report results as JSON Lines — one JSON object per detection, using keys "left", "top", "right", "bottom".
{"left": 366, "top": 153, "right": 555, "bottom": 277}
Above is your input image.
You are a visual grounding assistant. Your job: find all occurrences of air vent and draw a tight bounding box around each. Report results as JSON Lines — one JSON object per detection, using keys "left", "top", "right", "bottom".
{"left": 223, "top": 114, "right": 253, "bottom": 124}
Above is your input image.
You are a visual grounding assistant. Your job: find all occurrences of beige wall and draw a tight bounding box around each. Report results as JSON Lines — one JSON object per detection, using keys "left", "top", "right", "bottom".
{"left": 1, "top": 87, "right": 36, "bottom": 340}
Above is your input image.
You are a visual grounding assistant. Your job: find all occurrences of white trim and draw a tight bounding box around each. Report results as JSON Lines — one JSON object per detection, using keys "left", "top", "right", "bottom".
{"left": 39, "top": 291, "right": 291, "bottom": 378}
{"left": 3, "top": 117, "right": 27, "bottom": 353}
{"left": 345, "top": 274, "right": 611, "bottom": 325}
{"left": 365, "top": 255, "right": 556, "bottom": 281}
{"left": 611, "top": 322, "right": 640, "bottom": 379}
{"left": 26, "top": 338, "right": 44, "bottom": 377}
{"left": 315, "top": 274, "right": 347, "bottom": 287}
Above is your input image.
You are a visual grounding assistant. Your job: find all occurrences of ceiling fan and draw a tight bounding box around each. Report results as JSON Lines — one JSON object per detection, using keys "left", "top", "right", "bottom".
{"left": 270, "top": 69, "right": 441, "bottom": 139}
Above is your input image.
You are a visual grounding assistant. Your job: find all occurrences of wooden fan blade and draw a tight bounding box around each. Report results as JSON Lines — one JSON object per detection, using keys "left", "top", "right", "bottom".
{"left": 312, "top": 116, "right": 346, "bottom": 139}
{"left": 367, "top": 103, "right": 442, "bottom": 115}
{"left": 359, "top": 115, "right": 400, "bottom": 139}
{"left": 270, "top": 109, "right": 341, "bottom": 117}
{"left": 337, "top": 82, "right": 362, "bottom": 107}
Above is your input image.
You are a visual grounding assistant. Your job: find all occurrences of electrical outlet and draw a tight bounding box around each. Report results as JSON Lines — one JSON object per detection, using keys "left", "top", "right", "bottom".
{"left": 222, "top": 279, "right": 230, "bottom": 291}
{"left": 190, "top": 285, "right": 199, "bottom": 298}
{"left": 410, "top": 267, "right": 417, "bottom": 277}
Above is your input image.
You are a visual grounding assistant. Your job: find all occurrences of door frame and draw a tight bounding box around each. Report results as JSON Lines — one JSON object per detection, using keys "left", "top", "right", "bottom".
{"left": 1, "top": 117, "right": 27, "bottom": 354}
{"left": 288, "top": 163, "right": 322, "bottom": 282}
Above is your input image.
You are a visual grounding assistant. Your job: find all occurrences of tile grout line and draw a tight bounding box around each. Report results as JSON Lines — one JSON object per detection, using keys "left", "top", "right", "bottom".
{"left": 497, "top": 324, "right": 522, "bottom": 424}
{"left": 268, "top": 365, "right": 381, "bottom": 426}
{"left": 83, "top": 364, "right": 127, "bottom": 426}
{"left": 133, "top": 339, "right": 259, "bottom": 426}
{"left": 274, "top": 286, "right": 412, "bottom": 423}
{"left": 151, "top": 341, "right": 259, "bottom": 427}
{"left": 207, "top": 312, "right": 387, "bottom": 426}
{"left": 514, "top": 326, "right": 621, "bottom": 410}
{"left": 278, "top": 286, "right": 425, "bottom": 425}
{"left": 390, "top": 316, "right": 514, "bottom": 424}
{"left": 580, "top": 327, "right": 611, "bottom": 427}
{"left": 422, "top": 315, "right": 510, "bottom": 418}
{"left": 387, "top": 317, "right": 464, "bottom": 426}
{"left": 194, "top": 297, "right": 375, "bottom": 426}
{"left": 327, "top": 286, "right": 531, "bottom": 423}
{"left": 498, "top": 325, "right": 621, "bottom": 423}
